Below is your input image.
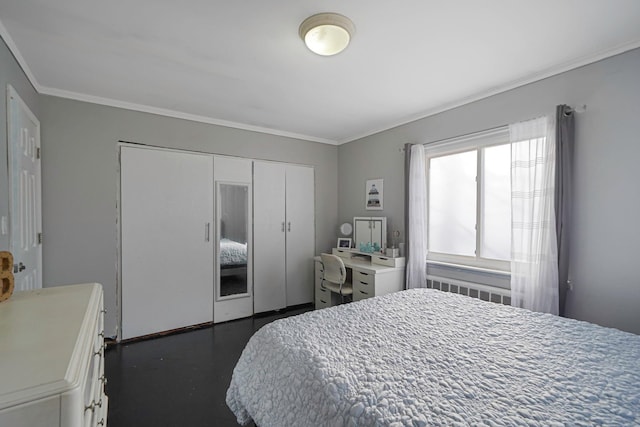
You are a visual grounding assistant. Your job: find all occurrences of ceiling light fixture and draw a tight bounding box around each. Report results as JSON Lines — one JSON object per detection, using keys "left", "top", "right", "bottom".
{"left": 299, "top": 13, "right": 355, "bottom": 56}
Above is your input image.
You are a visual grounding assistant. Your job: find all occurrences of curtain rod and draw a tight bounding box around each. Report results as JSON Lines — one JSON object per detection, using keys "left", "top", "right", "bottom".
{"left": 398, "top": 124, "right": 507, "bottom": 152}
{"left": 564, "top": 104, "right": 587, "bottom": 116}
{"left": 399, "top": 103, "right": 586, "bottom": 152}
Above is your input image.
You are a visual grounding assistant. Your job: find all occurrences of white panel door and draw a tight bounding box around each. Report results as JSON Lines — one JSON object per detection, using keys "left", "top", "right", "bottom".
{"left": 253, "top": 161, "right": 286, "bottom": 313}
{"left": 285, "top": 165, "right": 315, "bottom": 306}
{"left": 7, "top": 85, "right": 42, "bottom": 291}
{"left": 120, "top": 146, "right": 213, "bottom": 340}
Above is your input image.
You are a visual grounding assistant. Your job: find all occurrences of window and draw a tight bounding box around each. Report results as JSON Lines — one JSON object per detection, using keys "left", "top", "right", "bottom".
{"left": 426, "top": 129, "right": 511, "bottom": 271}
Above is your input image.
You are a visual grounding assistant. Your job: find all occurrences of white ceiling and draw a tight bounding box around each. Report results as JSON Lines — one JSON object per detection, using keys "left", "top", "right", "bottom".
{"left": 1, "top": 1, "right": 640, "bottom": 145}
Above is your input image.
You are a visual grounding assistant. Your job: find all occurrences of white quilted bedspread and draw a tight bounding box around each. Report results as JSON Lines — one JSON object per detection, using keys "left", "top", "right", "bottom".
{"left": 226, "top": 289, "right": 640, "bottom": 426}
{"left": 220, "top": 238, "right": 247, "bottom": 266}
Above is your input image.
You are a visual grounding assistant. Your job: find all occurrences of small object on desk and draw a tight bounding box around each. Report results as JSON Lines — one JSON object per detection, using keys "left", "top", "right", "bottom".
{"left": 385, "top": 247, "right": 399, "bottom": 257}
{"left": 391, "top": 230, "right": 401, "bottom": 248}
{"left": 358, "top": 242, "right": 381, "bottom": 253}
{"left": 339, "top": 222, "right": 353, "bottom": 237}
{"left": 337, "top": 237, "right": 352, "bottom": 248}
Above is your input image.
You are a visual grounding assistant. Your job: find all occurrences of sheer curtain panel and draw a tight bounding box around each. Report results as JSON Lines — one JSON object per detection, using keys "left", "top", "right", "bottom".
{"left": 406, "top": 144, "right": 427, "bottom": 288}
{"left": 510, "top": 116, "right": 559, "bottom": 314}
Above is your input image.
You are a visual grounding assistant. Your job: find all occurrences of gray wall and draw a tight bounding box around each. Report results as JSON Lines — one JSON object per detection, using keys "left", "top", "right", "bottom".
{"left": 0, "top": 37, "right": 39, "bottom": 250}
{"left": 338, "top": 48, "right": 640, "bottom": 334}
{"left": 40, "top": 96, "right": 338, "bottom": 336}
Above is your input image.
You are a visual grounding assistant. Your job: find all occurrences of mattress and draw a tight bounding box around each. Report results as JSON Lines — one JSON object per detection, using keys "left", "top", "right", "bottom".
{"left": 226, "top": 288, "right": 640, "bottom": 426}
{"left": 220, "top": 238, "right": 247, "bottom": 266}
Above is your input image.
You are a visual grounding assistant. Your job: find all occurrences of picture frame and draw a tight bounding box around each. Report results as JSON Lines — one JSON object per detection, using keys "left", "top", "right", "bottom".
{"left": 337, "top": 237, "right": 352, "bottom": 248}
{"left": 365, "top": 178, "right": 383, "bottom": 210}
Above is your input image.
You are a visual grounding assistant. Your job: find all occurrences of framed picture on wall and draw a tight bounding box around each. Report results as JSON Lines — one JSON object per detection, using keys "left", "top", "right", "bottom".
{"left": 337, "top": 238, "right": 352, "bottom": 248}
{"left": 365, "top": 179, "right": 383, "bottom": 210}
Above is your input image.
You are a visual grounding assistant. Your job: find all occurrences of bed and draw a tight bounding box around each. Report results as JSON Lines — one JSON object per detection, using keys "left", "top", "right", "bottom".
{"left": 219, "top": 237, "right": 247, "bottom": 277}
{"left": 226, "top": 288, "right": 640, "bottom": 426}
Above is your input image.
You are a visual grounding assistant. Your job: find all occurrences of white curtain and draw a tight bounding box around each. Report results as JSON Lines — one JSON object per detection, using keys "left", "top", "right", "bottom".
{"left": 510, "top": 116, "right": 559, "bottom": 314}
{"left": 407, "top": 144, "right": 427, "bottom": 288}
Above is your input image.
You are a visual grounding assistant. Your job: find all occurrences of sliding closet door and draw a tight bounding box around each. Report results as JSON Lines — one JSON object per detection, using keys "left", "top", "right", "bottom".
{"left": 253, "top": 161, "right": 286, "bottom": 313}
{"left": 121, "top": 146, "right": 213, "bottom": 340}
{"left": 285, "top": 165, "right": 315, "bottom": 306}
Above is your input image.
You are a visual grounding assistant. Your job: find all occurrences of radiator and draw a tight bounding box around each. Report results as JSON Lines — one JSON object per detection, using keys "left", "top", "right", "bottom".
{"left": 426, "top": 275, "right": 511, "bottom": 306}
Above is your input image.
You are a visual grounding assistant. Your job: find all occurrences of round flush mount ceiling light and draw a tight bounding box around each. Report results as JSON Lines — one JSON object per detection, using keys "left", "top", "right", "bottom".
{"left": 299, "top": 13, "right": 355, "bottom": 56}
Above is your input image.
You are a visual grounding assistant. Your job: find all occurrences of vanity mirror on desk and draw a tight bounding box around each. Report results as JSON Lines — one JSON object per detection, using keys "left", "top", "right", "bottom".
{"left": 352, "top": 217, "right": 386, "bottom": 252}
{"left": 314, "top": 248, "right": 405, "bottom": 309}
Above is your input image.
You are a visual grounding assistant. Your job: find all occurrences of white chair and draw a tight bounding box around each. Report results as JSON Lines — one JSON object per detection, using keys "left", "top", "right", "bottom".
{"left": 320, "top": 253, "right": 353, "bottom": 304}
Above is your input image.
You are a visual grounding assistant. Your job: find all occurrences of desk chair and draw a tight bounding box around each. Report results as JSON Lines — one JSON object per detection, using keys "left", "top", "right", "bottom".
{"left": 320, "top": 253, "right": 353, "bottom": 304}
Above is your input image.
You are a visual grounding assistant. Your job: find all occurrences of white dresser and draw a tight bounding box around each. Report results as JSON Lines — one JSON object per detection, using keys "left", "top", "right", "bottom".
{"left": 0, "top": 283, "right": 108, "bottom": 427}
{"left": 314, "top": 249, "right": 405, "bottom": 309}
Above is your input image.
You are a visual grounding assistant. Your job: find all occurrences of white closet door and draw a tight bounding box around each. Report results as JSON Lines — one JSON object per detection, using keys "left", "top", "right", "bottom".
{"left": 285, "top": 165, "right": 315, "bottom": 306}
{"left": 253, "top": 161, "right": 286, "bottom": 313}
{"left": 121, "top": 146, "right": 213, "bottom": 340}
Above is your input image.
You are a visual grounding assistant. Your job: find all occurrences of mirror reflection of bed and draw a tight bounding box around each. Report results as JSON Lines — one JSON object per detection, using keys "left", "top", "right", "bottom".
{"left": 220, "top": 238, "right": 247, "bottom": 296}
{"left": 218, "top": 184, "right": 249, "bottom": 297}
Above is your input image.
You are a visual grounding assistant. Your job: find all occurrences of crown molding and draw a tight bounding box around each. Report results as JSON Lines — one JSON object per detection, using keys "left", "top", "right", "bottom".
{"left": 3, "top": 14, "right": 638, "bottom": 147}
{"left": 338, "top": 38, "right": 640, "bottom": 144}
{"left": 0, "top": 17, "right": 338, "bottom": 145}
{"left": 0, "top": 18, "right": 42, "bottom": 93}
{"left": 39, "top": 85, "right": 338, "bottom": 145}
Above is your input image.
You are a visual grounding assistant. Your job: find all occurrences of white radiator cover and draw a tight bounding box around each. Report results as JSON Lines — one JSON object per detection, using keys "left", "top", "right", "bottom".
{"left": 427, "top": 275, "right": 511, "bottom": 306}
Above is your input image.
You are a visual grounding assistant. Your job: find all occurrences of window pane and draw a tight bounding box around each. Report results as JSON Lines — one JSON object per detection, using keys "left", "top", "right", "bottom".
{"left": 429, "top": 150, "right": 477, "bottom": 256}
{"left": 481, "top": 144, "right": 511, "bottom": 260}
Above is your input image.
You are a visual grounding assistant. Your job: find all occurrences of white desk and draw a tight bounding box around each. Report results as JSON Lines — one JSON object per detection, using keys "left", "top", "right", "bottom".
{"left": 314, "top": 249, "right": 405, "bottom": 309}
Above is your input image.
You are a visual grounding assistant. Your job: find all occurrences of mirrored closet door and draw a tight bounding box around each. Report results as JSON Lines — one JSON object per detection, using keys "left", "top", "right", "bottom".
{"left": 213, "top": 156, "right": 253, "bottom": 323}
{"left": 217, "top": 183, "right": 249, "bottom": 298}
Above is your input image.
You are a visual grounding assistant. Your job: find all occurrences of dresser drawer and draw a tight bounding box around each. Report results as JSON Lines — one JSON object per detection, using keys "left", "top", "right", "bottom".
{"left": 371, "top": 255, "right": 405, "bottom": 267}
{"left": 331, "top": 248, "right": 353, "bottom": 259}
{"left": 96, "top": 395, "right": 108, "bottom": 427}
{"left": 315, "top": 282, "right": 330, "bottom": 300}
{"left": 315, "top": 290, "right": 331, "bottom": 309}
{"left": 82, "top": 297, "right": 106, "bottom": 427}
{"left": 353, "top": 283, "right": 373, "bottom": 301}
{"left": 353, "top": 270, "right": 373, "bottom": 286}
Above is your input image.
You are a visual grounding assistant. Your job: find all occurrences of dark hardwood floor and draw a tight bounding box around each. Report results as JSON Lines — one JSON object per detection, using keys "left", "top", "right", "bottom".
{"left": 105, "top": 306, "right": 312, "bottom": 427}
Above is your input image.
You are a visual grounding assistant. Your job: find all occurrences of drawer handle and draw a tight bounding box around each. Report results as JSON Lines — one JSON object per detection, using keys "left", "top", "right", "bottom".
{"left": 359, "top": 281, "right": 368, "bottom": 285}
{"left": 85, "top": 398, "right": 103, "bottom": 413}
{"left": 100, "top": 375, "right": 108, "bottom": 385}
{"left": 359, "top": 290, "right": 369, "bottom": 295}
{"left": 379, "top": 257, "right": 388, "bottom": 260}
{"left": 94, "top": 343, "right": 107, "bottom": 356}
{"left": 320, "top": 299, "right": 327, "bottom": 303}
{"left": 97, "top": 419, "right": 105, "bottom": 426}
{"left": 101, "top": 309, "right": 107, "bottom": 314}
{"left": 360, "top": 272, "right": 369, "bottom": 276}
{"left": 98, "top": 331, "right": 105, "bottom": 339}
